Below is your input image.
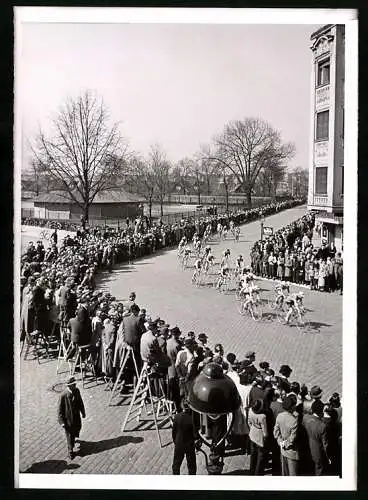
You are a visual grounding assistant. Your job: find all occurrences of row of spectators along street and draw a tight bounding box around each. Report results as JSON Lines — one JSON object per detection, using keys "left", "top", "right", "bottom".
{"left": 20, "top": 198, "right": 342, "bottom": 476}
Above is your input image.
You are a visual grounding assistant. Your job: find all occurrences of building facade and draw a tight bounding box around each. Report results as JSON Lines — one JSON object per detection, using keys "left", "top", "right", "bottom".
{"left": 32, "top": 190, "right": 144, "bottom": 221}
{"left": 308, "top": 24, "right": 345, "bottom": 251}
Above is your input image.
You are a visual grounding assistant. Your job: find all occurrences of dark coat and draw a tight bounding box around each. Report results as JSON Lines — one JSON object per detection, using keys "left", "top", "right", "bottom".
{"left": 123, "top": 313, "right": 144, "bottom": 348}
{"left": 57, "top": 388, "right": 85, "bottom": 435}
{"left": 166, "top": 337, "right": 182, "bottom": 378}
{"left": 302, "top": 414, "right": 329, "bottom": 469}
{"left": 68, "top": 316, "right": 92, "bottom": 345}
{"left": 172, "top": 410, "right": 196, "bottom": 449}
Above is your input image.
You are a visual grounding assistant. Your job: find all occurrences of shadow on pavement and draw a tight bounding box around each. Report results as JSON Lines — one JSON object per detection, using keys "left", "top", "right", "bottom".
{"left": 307, "top": 321, "right": 331, "bottom": 331}
{"left": 77, "top": 435, "right": 144, "bottom": 457}
{"left": 23, "top": 460, "right": 80, "bottom": 474}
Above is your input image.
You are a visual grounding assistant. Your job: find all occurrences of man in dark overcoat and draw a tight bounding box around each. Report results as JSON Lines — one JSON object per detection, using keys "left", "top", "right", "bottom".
{"left": 57, "top": 376, "right": 86, "bottom": 459}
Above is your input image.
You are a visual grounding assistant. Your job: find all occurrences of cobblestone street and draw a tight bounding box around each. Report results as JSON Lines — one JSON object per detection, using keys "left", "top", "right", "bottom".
{"left": 19, "top": 205, "right": 343, "bottom": 475}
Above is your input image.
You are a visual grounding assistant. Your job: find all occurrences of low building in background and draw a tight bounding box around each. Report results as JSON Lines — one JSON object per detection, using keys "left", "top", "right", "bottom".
{"left": 31, "top": 189, "right": 145, "bottom": 222}
{"left": 308, "top": 24, "right": 344, "bottom": 251}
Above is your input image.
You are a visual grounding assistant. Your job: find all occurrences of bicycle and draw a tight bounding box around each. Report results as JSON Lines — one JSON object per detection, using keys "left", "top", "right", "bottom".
{"left": 40, "top": 229, "right": 50, "bottom": 241}
{"left": 214, "top": 274, "right": 231, "bottom": 293}
{"left": 181, "top": 252, "right": 191, "bottom": 270}
{"left": 281, "top": 306, "right": 309, "bottom": 332}
{"left": 191, "top": 270, "right": 202, "bottom": 287}
{"left": 238, "top": 296, "right": 263, "bottom": 321}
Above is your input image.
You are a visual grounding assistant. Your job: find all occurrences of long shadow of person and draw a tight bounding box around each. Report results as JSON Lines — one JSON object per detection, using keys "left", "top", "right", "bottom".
{"left": 76, "top": 435, "right": 143, "bottom": 457}
{"left": 23, "top": 460, "right": 80, "bottom": 474}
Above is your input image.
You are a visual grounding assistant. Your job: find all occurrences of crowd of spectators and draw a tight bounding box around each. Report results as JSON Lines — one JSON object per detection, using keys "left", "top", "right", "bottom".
{"left": 21, "top": 198, "right": 303, "bottom": 261}
{"left": 20, "top": 197, "right": 342, "bottom": 476}
{"left": 250, "top": 213, "right": 343, "bottom": 294}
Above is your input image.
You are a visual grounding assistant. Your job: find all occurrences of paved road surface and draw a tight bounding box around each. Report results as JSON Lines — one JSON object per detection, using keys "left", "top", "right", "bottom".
{"left": 19, "top": 205, "right": 342, "bottom": 475}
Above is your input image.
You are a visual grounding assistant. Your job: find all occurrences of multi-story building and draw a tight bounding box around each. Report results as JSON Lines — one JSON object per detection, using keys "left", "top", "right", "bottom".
{"left": 308, "top": 24, "right": 345, "bottom": 251}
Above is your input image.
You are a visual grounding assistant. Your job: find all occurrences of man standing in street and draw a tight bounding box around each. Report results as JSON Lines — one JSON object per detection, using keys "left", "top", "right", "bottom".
{"left": 166, "top": 326, "right": 183, "bottom": 412}
{"left": 172, "top": 400, "right": 197, "bottom": 475}
{"left": 57, "top": 376, "right": 86, "bottom": 459}
{"left": 302, "top": 399, "right": 330, "bottom": 475}
{"left": 273, "top": 395, "right": 300, "bottom": 476}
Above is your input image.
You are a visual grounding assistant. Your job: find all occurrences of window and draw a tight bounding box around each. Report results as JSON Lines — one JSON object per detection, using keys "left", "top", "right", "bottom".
{"left": 315, "top": 167, "right": 328, "bottom": 195}
{"left": 317, "top": 59, "right": 330, "bottom": 86}
{"left": 316, "top": 111, "right": 329, "bottom": 141}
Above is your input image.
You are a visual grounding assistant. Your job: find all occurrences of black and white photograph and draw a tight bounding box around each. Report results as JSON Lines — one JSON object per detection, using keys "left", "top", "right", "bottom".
{"left": 14, "top": 7, "right": 357, "bottom": 490}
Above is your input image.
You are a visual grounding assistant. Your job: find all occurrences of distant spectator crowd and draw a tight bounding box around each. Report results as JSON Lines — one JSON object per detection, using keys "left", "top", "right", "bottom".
{"left": 250, "top": 213, "right": 343, "bottom": 294}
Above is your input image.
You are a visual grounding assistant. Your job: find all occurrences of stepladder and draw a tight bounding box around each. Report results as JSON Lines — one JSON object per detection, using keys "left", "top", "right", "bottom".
{"left": 108, "top": 344, "right": 140, "bottom": 405}
{"left": 121, "top": 361, "right": 175, "bottom": 448}
{"left": 56, "top": 325, "right": 71, "bottom": 374}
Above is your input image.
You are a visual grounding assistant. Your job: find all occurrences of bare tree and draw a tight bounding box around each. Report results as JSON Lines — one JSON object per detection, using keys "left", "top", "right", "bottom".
{"left": 32, "top": 90, "right": 127, "bottom": 222}
{"left": 171, "top": 159, "right": 192, "bottom": 195}
{"left": 149, "top": 144, "right": 171, "bottom": 217}
{"left": 209, "top": 118, "right": 295, "bottom": 207}
{"left": 187, "top": 158, "right": 204, "bottom": 204}
{"left": 128, "top": 155, "right": 156, "bottom": 224}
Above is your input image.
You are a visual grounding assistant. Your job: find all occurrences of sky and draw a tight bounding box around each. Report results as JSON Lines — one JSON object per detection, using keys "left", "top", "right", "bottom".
{"left": 18, "top": 22, "right": 322, "bottom": 171}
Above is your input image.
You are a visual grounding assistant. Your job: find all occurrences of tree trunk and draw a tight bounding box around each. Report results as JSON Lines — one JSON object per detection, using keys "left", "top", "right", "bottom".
{"left": 160, "top": 197, "right": 164, "bottom": 217}
{"left": 149, "top": 199, "right": 152, "bottom": 226}
{"left": 197, "top": 186, "right": 201, "bottom": 205}
{"left": 246, "top": 189, "right": 252, "bottom": 208}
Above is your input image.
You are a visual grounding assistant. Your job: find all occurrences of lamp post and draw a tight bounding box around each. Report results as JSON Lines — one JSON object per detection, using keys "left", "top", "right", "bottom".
{"left": 188, "top": 363, "right": 241, "bottom": 475}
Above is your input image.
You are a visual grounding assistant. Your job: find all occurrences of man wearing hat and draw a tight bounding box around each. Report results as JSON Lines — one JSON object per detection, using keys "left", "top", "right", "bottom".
{"left": 197, "top": 333, "right": 212, "bottom": 357}
{"left": 277, "top": 365, "right": 293, "bottom": 394}
{"left": 171, "top": 399, "right": 197, "bottom": 475}
{"left": 238, "top": 351, "right": 257, "bottom": 384}
{"left": 175, "top": 338, "right": 196, "bottom": 401}
{"left": 303, "top": 385, "right": 324, "bottom": 415}
{"left": 167, "top": 327, "right": 183, "bottom": 412}
{"left": 57, "top": 376, "right": 86, "bottom": 459}
{"left": 273, "top": 395, "right": 300, "bottom": 476}
{"left": 302, "top": 399, "right": 330, "bottom": 475}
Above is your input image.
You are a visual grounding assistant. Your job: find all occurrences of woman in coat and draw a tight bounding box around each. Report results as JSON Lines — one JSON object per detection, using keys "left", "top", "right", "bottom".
{"left": 100, "top": 317, "right": 117, "bottom": 380}
{"left": 277, "top": 253, "right": 285, "bottom": 281}
{"left": 248, "top": 399, "right": 269, "bottom": 475}
{"left": 284, "top": 252, "right": 292, "bottom": 281}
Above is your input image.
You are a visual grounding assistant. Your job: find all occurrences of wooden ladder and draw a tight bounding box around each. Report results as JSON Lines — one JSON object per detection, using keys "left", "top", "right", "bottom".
{"left": 108, "top": 345, "right": 140, "bottom": 406}
{"left": 121, "top": 362, "right": 174, "bottom": 447}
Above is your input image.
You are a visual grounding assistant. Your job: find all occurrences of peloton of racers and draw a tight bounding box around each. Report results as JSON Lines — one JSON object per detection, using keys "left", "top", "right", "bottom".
{"left": 178, "top": 228, "right": 307, "bottom": 325}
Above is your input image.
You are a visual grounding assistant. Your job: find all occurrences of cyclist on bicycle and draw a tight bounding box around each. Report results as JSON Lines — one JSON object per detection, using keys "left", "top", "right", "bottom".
{"left": 220, "top": 249, "right": 231, "bottom": 269}
{"left": 216, "top": 264, "right": 230, "bottom": 290}
{"left": 275, "top": 282, "right": 290, "bottom": 307}
{"left": 182, "top": 246, "right": 192, "bottom": 266}
{"left": 284, "top": 292, "right": 304, "bottom": 324}
{"left": 242, "top": 285, "right": 260, "bottom": 311}
{"left": 235, "top": 255, "right": 244, "bottom": 275}
{"left": 234, "top": 226, "right": 240, "bottom": 242}
{"left": 192, "top": 258, "right": 202, "bottom": 283}
{"left": 178, "top": 236, "right": 187, "bottom": 255}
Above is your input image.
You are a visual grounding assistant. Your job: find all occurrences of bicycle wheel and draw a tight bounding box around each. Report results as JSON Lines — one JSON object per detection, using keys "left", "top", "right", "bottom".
{"left": 235, "top": 288, "right": 242, "bottom": 301}
{"left": 251, "top": 302, "right": 262, "bottom": 322}
{"left": 296, "top": 312, "right": 306, "bottom": 331}
{"left": 277, "top": 304, "right": 287, "bottom": 323}
{"left": 238, "top": 301, "right": 247, "bottom": 316}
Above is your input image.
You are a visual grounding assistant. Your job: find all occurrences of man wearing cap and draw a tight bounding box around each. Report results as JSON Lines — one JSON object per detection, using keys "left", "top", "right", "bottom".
{"left": 302, "top": 399, "right": 330, "bottom": 475}
{"left": 273, "top": 395, "right": 300, "bottom": 476}
{"left": 140, "top": 320, "right": 161, "bottom": 366}
{"left": 57, "top": 376, "right": 86, "bottom": 459}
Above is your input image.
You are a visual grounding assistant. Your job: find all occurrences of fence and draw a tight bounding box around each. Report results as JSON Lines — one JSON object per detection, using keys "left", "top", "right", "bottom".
{"left": 164, "top": 194, "right": 272, "bottom": 205}
{"left": 21, "top": 196, "right": 282, "bottom": 228}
